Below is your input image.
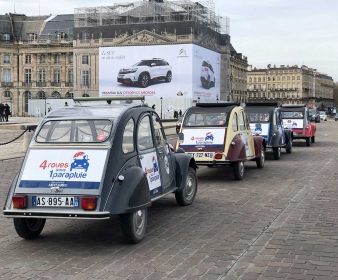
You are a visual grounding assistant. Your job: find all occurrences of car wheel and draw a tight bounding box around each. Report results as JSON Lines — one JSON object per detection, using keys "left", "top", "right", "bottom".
{"left": 286, "top": 140, "right": 292, "bottom": 154}
{"left": 13, "top": 218, "right": 46, "bottom": 239}
{"left": 273, "top": 147, "right": 281, "bottom": 160}
{"left": 233, "top": 161, "right": 244, "bottom": 180}
{"left": 120, "top": 208, "right": 147, "bottom": 244}
{"left": 206, "top": 76, "right": 211, "bottom": 89}
{"left": 139, "top": 73, "right": 150, "bottom": 88}
{"left": 256, "top": 145, "right": 265, "bottom": 168}
{"left": 175, "top": 167, "right": 197, "bottom": 206}
{"left": 311, "top": 136, "right": 315, "bottom": 143}
{"left": 306, "top": 137, "right": 311, "bottom": 146}
{"left": 165, "top": 71, "right": 172, "bottom": 82}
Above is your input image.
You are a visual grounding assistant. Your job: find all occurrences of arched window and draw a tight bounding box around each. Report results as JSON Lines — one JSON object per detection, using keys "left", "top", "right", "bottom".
{"left": 65, "top": 92, "right": 73, "bottom": 99}
{"left": 37, "top": 91, "right": 45, "bottom": 99}
{"left": 24, "top": 91, "right": 31, "bottom": 112}
{"left": 51, "top": 91, "right": 61, "bottom": 99}
{"left": 4, "top": 91, "right": 11, "bottom": 98}
{"left": 82, "top": 93, "right": 90, "bottom": 97}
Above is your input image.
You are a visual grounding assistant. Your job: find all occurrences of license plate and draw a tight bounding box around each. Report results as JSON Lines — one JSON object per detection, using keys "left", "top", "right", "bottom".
{"left": 32, "top": 196, "right": 79, "bottom": 207}
{"left": 188, "top": 153, "right": 212, "bottom": 158}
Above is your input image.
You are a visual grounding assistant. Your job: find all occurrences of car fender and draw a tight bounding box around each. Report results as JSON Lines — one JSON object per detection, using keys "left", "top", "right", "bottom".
{"left": 310, "top": 123, "right": 316, "bottom": 135}
{"left": 139, "top": 71, "right": 151, "bottom": 79}
{"left": 284, "top": 129, "right": 292, "bottom": 144}
{"left": 226, "top": 135, "right": 246, "bottom": 162}
{"left": 270, "top": 128, "right": 281, "bottom": 147}
{"left": 174, "top": 153, "right": 197, "bottom": 191}
{"left": 3, "top": 173, "right": 19, "bottom": 211}
{"left": 253, "top": 136, "right": 266, "bottom": 158}
{"left": 104, "top": 165, "right": 151, "bottom": 215}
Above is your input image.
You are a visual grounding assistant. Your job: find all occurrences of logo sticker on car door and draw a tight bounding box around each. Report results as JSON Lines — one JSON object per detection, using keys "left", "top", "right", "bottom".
{"left": 140, "top": 151, "right": 162, "bottom": 196}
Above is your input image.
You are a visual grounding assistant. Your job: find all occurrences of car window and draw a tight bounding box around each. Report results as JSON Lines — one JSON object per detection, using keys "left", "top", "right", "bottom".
{"left": 239, "top": 111, "right": 246, "bottom": 130}
{"left": 232, "top": 113, "right": 238, "bottom": 131}
{"left": 281, "top": 111, "right": 303, "bottom": 119}
{"left": 184, "top": 112, "right": 227, "bottom": 126}
{"left": 202, "top": 61, "right": 208, "bottom": 67}
{"left": 248, "top": 113, "right": 270, "bottom": 122}
{"left": 209, "top": 64, "right": 214, "bottom": 73}
{"left": 244, "top": 113, "right": 250, "bottom": 130}
{"left": 36, "top": 120, "right": 112, "bottom": 143}
{"left": 137, "top": 115, "right": 154, "bottom": 151}
{"left": 152, "top": 114, "right": 166, "bottom": 146}
{"left": 122, "top": 118, "right": 135, "bottom": 154}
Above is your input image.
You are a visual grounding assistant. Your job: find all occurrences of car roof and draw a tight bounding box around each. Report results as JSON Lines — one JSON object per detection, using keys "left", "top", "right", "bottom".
{"left": 186, "top": 103, "right": 241, "bottom": 113}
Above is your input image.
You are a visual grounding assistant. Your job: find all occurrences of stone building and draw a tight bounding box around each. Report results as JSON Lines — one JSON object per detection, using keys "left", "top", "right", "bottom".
{"left": 247, "top": 64, "right": 334, "bottom": 108}
{"left": 230, "top": 44, "right": 248, "bottom": 103}
{"left": 72, "top": 0, "right": 231, "bottom": 102}
{"left": 0, "top": 13, "right": 73, "bottom": 116}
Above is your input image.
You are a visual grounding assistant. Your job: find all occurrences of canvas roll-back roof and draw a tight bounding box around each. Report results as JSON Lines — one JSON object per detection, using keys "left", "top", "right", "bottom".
{"left": 280, "top": 104, "right": 307, "bottom": 112}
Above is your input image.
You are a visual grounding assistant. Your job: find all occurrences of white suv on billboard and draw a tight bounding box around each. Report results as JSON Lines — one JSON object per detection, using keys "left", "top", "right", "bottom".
{"left": 117, "top": 58, "right": 172, "bottom": 88}
{"left": 200, "top": 60, "right": 215, "bottom": 89}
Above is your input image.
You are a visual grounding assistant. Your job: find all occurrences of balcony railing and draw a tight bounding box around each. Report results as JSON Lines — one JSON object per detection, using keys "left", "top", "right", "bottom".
{"left": 1, "top": 82, "right": 12, "bottom": 87}
{"left": 80, "top": 84, "right": 90, "bottom": 88}
{"left": 37, "top": 82, "right": 46, "bottom": 87}
{"left": 51, "top": 82, "right": 61, "bottom": 87}
{"left": 22, "top": 82, "right": 32, "bottom": 87}
{"left": 65, "top": 82, "right": 74, "bottom": 87}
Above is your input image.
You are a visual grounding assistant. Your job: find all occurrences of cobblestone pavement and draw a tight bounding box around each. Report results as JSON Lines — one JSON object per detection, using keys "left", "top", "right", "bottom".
{"left": 0, "top": 121, "right": 337, "bottom": 279}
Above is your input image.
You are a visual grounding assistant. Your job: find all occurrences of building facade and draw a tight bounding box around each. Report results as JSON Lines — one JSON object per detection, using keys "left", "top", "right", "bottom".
{"left": 247, "top": 64, "right": 334, "bottom": 109}
{"left": 230, "top": 44, "right": 248, "bottom": 103}
{"left": 0, "top": 13, "right": 74, "bottom": 116}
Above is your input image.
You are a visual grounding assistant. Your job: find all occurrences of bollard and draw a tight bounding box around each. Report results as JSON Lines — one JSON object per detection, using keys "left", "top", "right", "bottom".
{"left": 22, "top": 129, "right": 34, "bottom": 152}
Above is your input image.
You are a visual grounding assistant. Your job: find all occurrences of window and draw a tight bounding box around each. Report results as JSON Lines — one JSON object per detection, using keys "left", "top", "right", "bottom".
{"left": 3, "top": 69, "right": 11, "bottom": 82}
{"left": 277, "top": 84, "right": 280, "bottom": 90}
{"left": 254, "top": 78, "right": 256, "bottom": 82}
{"left": 65, "top": 92, "right": 73, "bottom": 99}
{"left": 268, "top": 84, "right": 270, "bottom": 89}
{"left": 4, "top": 91, "right": 10, "bottom": 98}
{"left": 277, "top": 76, "right": 280, "bottom": 81}
{"left": 263, "top": 77, "right": 265, "bottom": 82}
{"left": 137, "top": 116, "right": 154, "bottom": 150}
{"left": 82, "top": 55, "right": 89, "bottom": 65}
{"left": 239, "top": 111, "right": 245, "bottom": 130}
{"left": 122, "top": 119, "right": 135, "bottom": 154}
{"left": 287, "top": 76, "right": 290, "bottom": 81}
{"left": 232, "top": 113, "right": 238, "bottom": 131}
{"left": 68, "top": 69, "right": 73, "bottom": 83}
{"left": 4, "top": 55, "right": 10, "bottom": 63}
{"left": 24, "top": 91, "right": 31, "bottom": 112}
{"left": 292, "top": 76, "right": 295, "bottom": 80}
{"left": 25, "top": 69, "right": 32, "bottom": 83}
{"left": 25, "top": 55, "right": 31, "bottom": 64}
{"left": 51, "top": 91, "right": 61, "bottom": 99}
{"left": 254, "top": 85, "right": 256, "bottom": 90}
{"left": 40, "top": 55, "right": 45, "bottom": 64}
{"left": 297, "top": 76, "right": 300, "bottom": 80}
{"left": 297, "top": 83, "right": 300, "bottom": 89}
{"left": 249, "top": 78, "right": 252, "bottom": 82}
{"left": 82, "top": 32, "right": 89, "bottom": 40}
{"left": 268, "top": 77, "right": 271, "bottom": 81}
{"left": 38, "top": 69, "right": 46, "bottom": 82}
{"left": 82, "top": 70, "right": 89, "bottom": 86}
{"left": 283, "top": 84, "right": 286, "bottom": 89}
{"left": 68, "top": 54, "right": 73, "bottom": 64}
{"left": 54, "top": 54, "right": 60, "bottom": 64}
{"left": 3, "top": 34, "right": 10, "bottom": 41}
{"left": 282, "top": 76, "right": 285, "bottom": 81}
{"left": 37, "top": 91, "right": 45, "bottom": 99}
{"left": 287, "top": 84, "right": 290, "bottom": 89}
{"left": 258, "top": 78, "right": 261, "bottom": 82}
{"left": 272, "top": 84, "right": 275, "bottom": 89}
{"left": 54, "top": 69, "right": 60, "bottom": 83}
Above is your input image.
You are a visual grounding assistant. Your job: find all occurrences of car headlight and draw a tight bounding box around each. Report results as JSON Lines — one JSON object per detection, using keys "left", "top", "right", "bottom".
{"left": 127, "top": 68, "right": 138, "bottom": 73}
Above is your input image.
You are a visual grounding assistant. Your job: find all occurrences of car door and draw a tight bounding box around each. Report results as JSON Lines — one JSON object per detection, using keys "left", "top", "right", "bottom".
{"left": 276, "top": 110, "right": 286, "bottom": 145}
{"left": 137, "top": 114, "right": 163, "bottom": 197}
{"left": 151, "top": 113, "right": 175, "bottom": 191}
{"left": 240, "top": 110, "right": 255, "bottom": 157}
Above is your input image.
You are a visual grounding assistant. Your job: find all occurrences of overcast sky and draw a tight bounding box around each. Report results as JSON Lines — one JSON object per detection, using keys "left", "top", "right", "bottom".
{"left": 1, "top": 0, "right": 337, "bottom": 82}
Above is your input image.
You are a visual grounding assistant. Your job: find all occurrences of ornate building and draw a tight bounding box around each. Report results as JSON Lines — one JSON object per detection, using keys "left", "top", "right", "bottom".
{"left": 72, "top": 0, "right": 231, "bottom": 101}
{"left": 230, "top": 44, "right": 248, "bottom": 103}
{"left": 0, "top": 13, "right": 73, "bottom": 116}
{"left": 247, "top": 64, "right": 334, "bottom": 109}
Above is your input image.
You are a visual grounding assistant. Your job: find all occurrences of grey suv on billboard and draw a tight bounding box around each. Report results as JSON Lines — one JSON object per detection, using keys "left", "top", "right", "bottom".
{"left": 117, "top": 58, "right": 172, "bottom": 88}
{"left": 200, "top": 60, "right": 215, "bottom": 89}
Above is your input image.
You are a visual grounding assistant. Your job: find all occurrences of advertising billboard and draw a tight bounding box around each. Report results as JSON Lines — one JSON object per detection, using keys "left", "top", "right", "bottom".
{"left": 99, "top": 44, "right": 220, "bottom": 99}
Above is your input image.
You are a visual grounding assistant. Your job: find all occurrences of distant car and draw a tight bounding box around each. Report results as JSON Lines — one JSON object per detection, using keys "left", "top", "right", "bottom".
{"left": 3, "top": 97, "right": 197, "bottom": 244}
{"left": 245, "top": 102, "right": 293, "bottom": 160}
{"left": 176, "top": 103, "right": 266, "bottom": 181}
{"left": 117, "top": 58, "right": 172, "bottom": 88}
{"left": 308, "top": 109, "right": 320, "bottom": 123}
{"left": 200, "top": 60, "right": 215, "bottom": 89}
{"left": 335, "top": 113, "right": 338, "bottom": 121}
{"left": 280, "top": 104, "right": 316, "bottom": 146}
{"left": 319, "top": 111, "right": 327, "bottom": 121}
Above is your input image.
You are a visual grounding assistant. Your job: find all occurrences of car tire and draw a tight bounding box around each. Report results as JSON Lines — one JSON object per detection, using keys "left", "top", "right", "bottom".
{"left": 120, "top": 208, "right": 147, "bottom": 244}
{"left": 311, "top": 136, "right": 315, "bottom": 143}
{"left": 286, "top": 140, "right": 292, "bottom": 154}
{"left": 273, "top": 147, "right": 281, "bottom": 160}
{"left": 13, "top": 218, "right": 46, "bottom": 239}
{"left": 206, "top": 76, "right": 211, "bottom": 89}
{"left": 233, "top": 161, "right": 244, "bottom": 180}
{"left": 306, "top": 137, "right": 311, "bottom": 146}
{"left": 165, "top": 71, "right": 172, "bottom": 82}
{"left": 139, "top": 73, "right": 150, "bottom": 88}
{"left": 256, "top": 145, "right": 265, "bottom": 168}
{"left": 175, "top": 167, "right": 197, "bottom": 206}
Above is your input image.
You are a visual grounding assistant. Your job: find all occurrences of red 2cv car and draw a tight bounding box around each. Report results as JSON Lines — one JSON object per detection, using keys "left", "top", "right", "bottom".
{"left": 280, "top": 104, "right": 316, "bottom": 146}
{"left": 176, "top": 103, "right": 266, "bottom": 180}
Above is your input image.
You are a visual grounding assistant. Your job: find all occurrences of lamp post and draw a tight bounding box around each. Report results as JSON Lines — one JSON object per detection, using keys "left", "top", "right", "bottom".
{"left": 198, "top": 97, "right": 200, "bottom": 103}
{"left": 216, "top": 94, "right": 219, "bottom": 103}
{"left": 160, "top": 97, "right": 163, "bottom": 119}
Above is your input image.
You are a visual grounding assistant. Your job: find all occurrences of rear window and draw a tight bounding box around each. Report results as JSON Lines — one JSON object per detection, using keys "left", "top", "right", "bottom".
{"left": 184, "top": 112, "right": 227, "bottom": 126}
{"left": 248, "top": 113, "right": 270, "bottom": 122}
{"left": 281, "top": 111, "right": 304, "bottom": 119}
{"left": 36, "top": 120, "right": 113, "bottom": 143}
{"left": 308, "top": 109, "right": 317, "bottom": 115}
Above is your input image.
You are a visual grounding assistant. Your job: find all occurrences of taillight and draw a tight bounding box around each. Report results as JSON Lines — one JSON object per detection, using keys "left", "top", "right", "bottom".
{"left": 81, "top": 196, "right": 97, "bottom": 210}
{"left": 12, "top": 195, "right": 27, "bottom": 209}
{"left": 214, "top": 154, "right": 223, "bottom": 160}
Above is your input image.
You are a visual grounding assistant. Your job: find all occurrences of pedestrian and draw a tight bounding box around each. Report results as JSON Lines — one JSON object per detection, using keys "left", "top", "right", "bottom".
{"left": 4, "top": 103, "right": 10, "bottom": 122}
{"left": 174, "top": 110, "right": 178, "bottom": 119}
{"left": 0, "top": 103, "right": 4, "bottom": 122}
{"left": 179, "top": 110, "right": 182, "bottom": 117}
{"left": 65, "top": 102, "right": 68, "bottom": 106}
{"left": 151, "top": 104, "right": 156, "bottom": 110}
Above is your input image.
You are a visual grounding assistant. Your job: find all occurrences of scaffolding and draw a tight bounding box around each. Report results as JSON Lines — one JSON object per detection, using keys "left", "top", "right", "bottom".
{"left": 74, "top": 0, "right": 229, "bottom": 34}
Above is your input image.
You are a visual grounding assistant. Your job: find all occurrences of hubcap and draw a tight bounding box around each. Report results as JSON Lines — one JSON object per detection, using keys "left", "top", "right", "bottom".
{"left": 261, "top": 147, "right": 265, "bottom": 164}
{"left": 239, "top": 162, "right": 244, "bottom": 176}
{"left": 134, "top": 210, "right": 145, "bottom": 236}
{"left": 142, "top": 76, "right": 149, "bottom": 87}
{"left": 168, "top": 73, "right": 172, "bottom": 81}
{"left": 185, "top": 173, "right": 195, "bottom": 200}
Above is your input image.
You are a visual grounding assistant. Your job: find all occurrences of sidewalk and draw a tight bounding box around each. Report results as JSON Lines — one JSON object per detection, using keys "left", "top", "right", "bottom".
{"left": 0, "top": 117, "right": 177, "bottom": 161}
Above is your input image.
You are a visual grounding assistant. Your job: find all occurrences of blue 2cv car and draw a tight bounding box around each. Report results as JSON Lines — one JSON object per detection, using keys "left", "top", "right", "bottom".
{"left": 3, "top": 97, "right": 197, "bottom": 244}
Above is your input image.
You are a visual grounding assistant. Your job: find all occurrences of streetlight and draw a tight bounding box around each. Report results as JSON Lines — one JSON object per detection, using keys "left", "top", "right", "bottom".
{"left": 197, "top": 97, "right": 200, "bottom": 103}
{"left": 216, "top": 94, "right": 219, "bottom": 103}
{"left": 160, "top": 97, "right": 163, "bottom": 119}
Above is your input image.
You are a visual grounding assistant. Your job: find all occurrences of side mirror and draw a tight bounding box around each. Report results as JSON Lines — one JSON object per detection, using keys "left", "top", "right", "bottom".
{"left": 178, "top": 132, "right": 184, "bottom": 144}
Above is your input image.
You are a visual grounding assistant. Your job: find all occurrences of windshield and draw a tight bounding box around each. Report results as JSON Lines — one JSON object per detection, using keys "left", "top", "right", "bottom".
{"left": 308, "top": 109, "right": 317, "bottom": 115}
{"left": 248, "top": 113, "right": 270, "bottom": 122}
{"left": 132, "top": 60, "right": 152, "bottom": 67}
{"left": 281, "top": 111, "right": 304, "bottom": 119}
{"left": 36, "top": 120, "right": 113, "bottom": 143}
{"left": 184, "top": 112, "right": 227, "bottom": 126}
{"left": 319, "top": 111, "right": 326, "bottom": 115}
